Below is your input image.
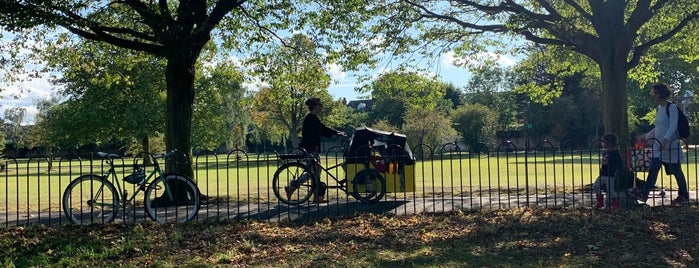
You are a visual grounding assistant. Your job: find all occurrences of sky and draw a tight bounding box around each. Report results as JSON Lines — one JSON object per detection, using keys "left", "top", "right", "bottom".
{"left": 0, "top": 38, "right": 517, "bottom": 125}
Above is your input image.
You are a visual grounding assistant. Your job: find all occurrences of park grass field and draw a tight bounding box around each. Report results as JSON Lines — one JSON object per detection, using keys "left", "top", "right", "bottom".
{"left": 2, "top": 152, "right": 699, "bottom": 212}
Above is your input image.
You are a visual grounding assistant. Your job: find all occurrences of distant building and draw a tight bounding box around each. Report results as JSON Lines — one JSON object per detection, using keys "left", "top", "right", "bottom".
{"left": 347, "top": 99, "right": 374, "bottom": 111}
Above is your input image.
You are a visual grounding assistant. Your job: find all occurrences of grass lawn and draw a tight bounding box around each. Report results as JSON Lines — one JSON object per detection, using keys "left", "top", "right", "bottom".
{"left": 2, "top": 207, "right": 699, "bottom": 267}
{"left": 2, "top": 152, "right": 699, "bottom": 212}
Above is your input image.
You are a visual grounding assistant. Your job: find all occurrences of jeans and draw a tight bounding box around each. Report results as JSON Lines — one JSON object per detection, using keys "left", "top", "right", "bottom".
{"left": 304, "top": 149, "right": 324, "bottom": 199}
{"left": 593, "top": 175, "right": 618, "bottom": 198}
{"left": 641, "top": 157, "right": 688, "bottom": 198}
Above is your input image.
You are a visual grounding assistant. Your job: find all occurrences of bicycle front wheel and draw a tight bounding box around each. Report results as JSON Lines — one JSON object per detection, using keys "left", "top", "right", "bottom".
{"left": 62, "top": 175, "right": 119, "bottom": 225}
{"left": 144, "top": 174, "right": 201, "bottom": 224}
{"left": 351, "top": 169, "right": 386, "bottom": 203}
{"left": 272, "top": 162, "right": 314, "bottom": 205}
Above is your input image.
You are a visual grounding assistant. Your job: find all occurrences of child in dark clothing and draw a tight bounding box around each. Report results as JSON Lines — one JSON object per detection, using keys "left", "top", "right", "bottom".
{"left": 592, "top": 133, "right": 624, "bottom": 210}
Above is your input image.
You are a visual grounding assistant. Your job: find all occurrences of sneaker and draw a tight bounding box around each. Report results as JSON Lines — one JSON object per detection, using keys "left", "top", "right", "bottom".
{"left": 627, "top": 188, "right": 648, "bottom": 203}
{"left": 311, "top": 197, "right": 329, "bottom": 203}
{"left": 671, "top": 196, "right": 689, "bottom": 205}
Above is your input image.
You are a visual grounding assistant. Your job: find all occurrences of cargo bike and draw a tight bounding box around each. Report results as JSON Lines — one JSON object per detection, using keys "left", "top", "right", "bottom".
{"left": 272, "top": 127, "right": 416, "bottom": 205}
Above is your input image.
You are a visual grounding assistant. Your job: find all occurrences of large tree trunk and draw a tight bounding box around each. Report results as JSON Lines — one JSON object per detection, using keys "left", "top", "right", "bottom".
{"left": 289, "top": 127, "right": 300, "bottom": 149}
{"left": 165, "top": 53, "right": 197, "bottom": 177}
{"left": 158, "top": 43, "right": 206, "bottom": 203}
{"left": 141, "top": 136, "right": 152, "bottom": 165}
{"left": 595, "top": 0, "right": 631, "bottom": 145}
{"left": 600, "top": 66, "right": 630, "bottom": 143}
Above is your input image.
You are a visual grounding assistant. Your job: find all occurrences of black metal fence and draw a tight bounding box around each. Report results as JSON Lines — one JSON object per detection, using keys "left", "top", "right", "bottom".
{"left": 2, "top": 139, "right": 697, "bottom": 227}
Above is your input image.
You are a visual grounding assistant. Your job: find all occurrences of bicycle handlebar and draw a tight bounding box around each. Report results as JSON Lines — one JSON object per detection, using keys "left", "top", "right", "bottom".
{"left": 97, "top": 152, "right": 121, "bottom": 159}
{"left": 97, "top": 150, "right": 180, "bottom": 163}
{"left": 154, "top": 149, "right": 178, "bottom": 159}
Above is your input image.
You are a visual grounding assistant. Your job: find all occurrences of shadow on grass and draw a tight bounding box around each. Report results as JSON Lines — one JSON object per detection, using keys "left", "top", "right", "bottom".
{"left": 240, "top": 200, "right": 409, "bottom": 222}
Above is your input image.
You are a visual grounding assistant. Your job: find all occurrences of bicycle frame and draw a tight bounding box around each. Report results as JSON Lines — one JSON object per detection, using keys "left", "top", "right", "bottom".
{"left": 100, "top": 155, "right": 168, "bottom": 211}
{"left": 307, "top": 157, "right": 349, "bottom": 192}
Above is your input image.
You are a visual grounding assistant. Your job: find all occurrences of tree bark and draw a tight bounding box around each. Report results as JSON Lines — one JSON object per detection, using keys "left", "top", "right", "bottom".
{"left": 165, "top": 51, "right": 197, "bottom": 177}
{"left": 157, "top": 42, "right": 206, "bottom": 203}
{"left": 600, "top": 66, "right": 630, "bottom": 143}
{"left": 141, "top": 136, "right": 152, "bottom": 165}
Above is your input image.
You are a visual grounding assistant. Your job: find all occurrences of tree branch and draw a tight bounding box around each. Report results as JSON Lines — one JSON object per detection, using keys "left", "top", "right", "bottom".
{"left": 625, "top": 0, "right": 653, "bottom": 35}
{"left": 562, "top": 0, "right": 593, "bottom": 21}
{"left": 117, "top": 0, "right": 167, "bottom": 33}
{"left": 405, "top": 0, "right": 508, "bottom": 33}
{"left": 238, "top": 4, "right": 290, "bottom": 47}
{"left": 63, "top": 24, "right": 165, "bottom": 56}
{"left": 628, "top": 9, "right": 699, "bottom": 69}
{"left": 199, "top": 0, "right": 246, "bottom": 35}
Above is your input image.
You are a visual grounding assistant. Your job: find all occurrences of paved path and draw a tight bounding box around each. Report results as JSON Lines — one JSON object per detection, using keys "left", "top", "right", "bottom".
{"left": 0, "top": 189, "right": 687, "bottom": 227}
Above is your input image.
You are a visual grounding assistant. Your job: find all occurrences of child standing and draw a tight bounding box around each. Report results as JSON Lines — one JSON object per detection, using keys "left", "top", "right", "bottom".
{"left": 593, "top": 133, "right": 624, "bottom": 210}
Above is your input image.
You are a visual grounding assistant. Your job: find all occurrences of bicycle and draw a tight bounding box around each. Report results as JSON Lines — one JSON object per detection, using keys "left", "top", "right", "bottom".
{"left": 62, "top": 150, "right": 201, "bottom": 224}
{"left": 272, "top": 148, "right": 387, "bottom": 205}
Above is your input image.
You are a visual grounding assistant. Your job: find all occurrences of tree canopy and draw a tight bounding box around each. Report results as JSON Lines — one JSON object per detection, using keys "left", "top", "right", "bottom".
{"left": 354, "top": 0, "right": 699, "bottom": 141}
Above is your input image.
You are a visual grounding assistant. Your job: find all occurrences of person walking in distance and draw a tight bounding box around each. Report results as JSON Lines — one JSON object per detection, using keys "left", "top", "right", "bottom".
{"left": 628, "top": 83, "right": 689, "bottom": 204}
{"left": 295, "top": 98, "right": 345, "bottom": 203}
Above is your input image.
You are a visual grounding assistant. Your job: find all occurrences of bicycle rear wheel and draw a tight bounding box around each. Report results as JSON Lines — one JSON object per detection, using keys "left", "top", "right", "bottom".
{"left": 351, "top": 169, "right": 386, "bottom": 203}
{"left": 144, "top": 174, "right": 201, "bottom": 224}
{"left": 62, "top": 175, "right": 119, "bottom": 225}
{"left": 273, "top": 162, "right": 314, "bottom": 205}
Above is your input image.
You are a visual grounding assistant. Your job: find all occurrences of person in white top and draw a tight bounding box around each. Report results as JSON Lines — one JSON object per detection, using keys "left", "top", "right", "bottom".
{"left": 628, "top": 83, "right": 689, "bottom": 204}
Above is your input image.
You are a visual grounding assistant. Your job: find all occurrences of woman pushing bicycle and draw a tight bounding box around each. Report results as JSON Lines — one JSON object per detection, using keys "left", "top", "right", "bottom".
{"left": 297, "top": 98, "right": 346, "bottom": 203}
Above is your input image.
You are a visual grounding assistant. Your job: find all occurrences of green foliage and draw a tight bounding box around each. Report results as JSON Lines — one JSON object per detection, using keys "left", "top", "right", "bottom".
{"left": 451, "top": 104, "right": 497, "bottom": 147}
{"left": 249, "top": 34, "right": 334, "bottom": 148}
{"left": 358, "top": 1, "right": 699, "bottom": 147}
{"left": 402, "top": 109, "right": 459, "bottom": 152}
{"left": 370, "top": 119, "right": 399, "bottom": 133}
{"left": 3, "top": 107, "right": 26, "bottom": 148}
{"left": 192, "top": 61, "right": 249, "bottom": 151}
{"left": 443, "top": 83, "right": 465, "bottom": 108}
{"left": 365, "top": 70, "right": 447, "bottom": 127}
{"left": 465, "top": 66, "right": 525, "bottom": 131}
{"left": 37, "top": 40, "right": 166, "bottom": 149}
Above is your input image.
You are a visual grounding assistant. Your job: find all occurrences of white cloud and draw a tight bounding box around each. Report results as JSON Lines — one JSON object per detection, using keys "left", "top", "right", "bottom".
{"left": 325, "top": 63, "right": 346, "bottom": 83}
{"left": 1, "top": 75, "right": 56, "bottom": 125}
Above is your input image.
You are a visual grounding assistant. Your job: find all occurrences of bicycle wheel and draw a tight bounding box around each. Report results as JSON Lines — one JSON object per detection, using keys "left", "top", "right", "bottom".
{"left": 351, "top": 169, "right": 386, "bottom": 203}
{"left": 273, "top": 162, "right": 314, "bottom": 205}
{"left": 144, "top": 174, "right": 200, "bottom": 224}
{"left": 62, "top": 175, "right": 119, "bottom": 225}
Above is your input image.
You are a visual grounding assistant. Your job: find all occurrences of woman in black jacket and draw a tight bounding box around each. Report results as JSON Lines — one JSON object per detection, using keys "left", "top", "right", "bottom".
{"left": 299, "top": 98, "right": 345, "bottom": 203}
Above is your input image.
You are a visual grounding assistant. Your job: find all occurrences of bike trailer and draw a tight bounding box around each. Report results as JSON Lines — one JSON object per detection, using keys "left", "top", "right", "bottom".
{"left": 345, "top": 127, "right": 416, "bottom": 192}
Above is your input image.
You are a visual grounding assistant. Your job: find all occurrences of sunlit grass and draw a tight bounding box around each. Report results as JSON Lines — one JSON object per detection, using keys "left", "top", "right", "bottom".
{"left": 2, "top": 151, "right": 699, "bottom": 212}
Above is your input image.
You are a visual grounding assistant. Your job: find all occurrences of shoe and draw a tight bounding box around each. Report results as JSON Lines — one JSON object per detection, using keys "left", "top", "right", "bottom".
{"left": 593, "top": 194, "right": 604, "bottom": 209}
{"left": 610, "top": 198, "right": 619, "bottom": 211}
{"left": 671, "top": 196, "right": 689, "bottom": 205}
{"left": 627, "top": 188, "right": 648, "bottom": 203}
{"left": 284, "top": 186, "right": 296, "bottom": 200}
{"left": 311, "top": 197, "right": 329, "bottom": 203}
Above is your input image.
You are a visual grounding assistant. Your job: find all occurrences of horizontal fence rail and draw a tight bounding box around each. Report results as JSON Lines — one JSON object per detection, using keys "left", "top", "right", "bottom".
{"left": 2, "top": 139, "right": 697, "bottom": 227}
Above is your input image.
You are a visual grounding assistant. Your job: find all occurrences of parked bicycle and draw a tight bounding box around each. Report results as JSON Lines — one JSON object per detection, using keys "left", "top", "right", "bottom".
{"left": 272, "top": 150, "right": 387, "bottom": 205}
{"left": 62, "top": 150, "right": 201, "bottom": 224}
